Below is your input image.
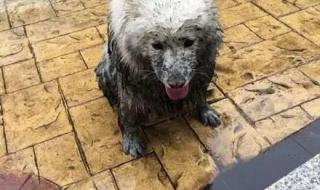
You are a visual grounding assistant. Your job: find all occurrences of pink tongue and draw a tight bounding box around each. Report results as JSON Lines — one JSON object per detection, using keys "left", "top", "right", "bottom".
{"left": 165, "top": 85, "right": 189, "bottom": 100}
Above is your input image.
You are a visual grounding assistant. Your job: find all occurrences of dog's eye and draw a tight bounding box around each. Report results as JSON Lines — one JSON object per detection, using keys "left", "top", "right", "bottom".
{"left": 184, "top": 39, "right": 194, "bottom": 47}
{"left": 152, "top": 43, "right": 163, "bottom": 50}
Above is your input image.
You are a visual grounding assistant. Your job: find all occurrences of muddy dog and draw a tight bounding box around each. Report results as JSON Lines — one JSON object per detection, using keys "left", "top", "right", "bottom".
{"left": 96, "top": 0, "right": 223, "bottom": 157}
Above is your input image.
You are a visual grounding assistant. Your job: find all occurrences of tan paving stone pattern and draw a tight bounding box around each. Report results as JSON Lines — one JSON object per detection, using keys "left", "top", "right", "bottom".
{"left": 96, "top": 24, "right": 108, "bottom": 41}
{"left": 32, "top": 27, "right": 103, "bottom": 62}
{"left": 50, "top": 0, "right": 85, "bottom": 16}
{"left": 70, "top": 98, "right": 132, "bottom": 174}
{"left": 253, "top": 0, "right": 299, "bottom": 17}
{"left": 207, "top": 82, "right": 225, "bottom": 103}
{"left": 26, "top": 5, "right": 107, "bottom": 43}
{"left": 216, "top": 0, "right": 238, "bottom": 10}
{"left": 0, "top": 125, "right": 6, "bottom": 157}
{"left": 0, "top": 28, "right": 32, "bottom": 66}
{"left": 299, "top": 60, "right": 320, "bottom": 84}
{"left": 0, "top": 0, "right": 319, "bottom": 189}
{"left": 245, "top": 15, "right": 291, "bottom": 40}
{"left": 35, "top": 133, "right": 88, "bottom": 186}
{"left": 255, "top": 107, "right": 313, "bottom": 144}
{"left": 302, "top": 98, "right": 320, "bottom": 118}
{"left": 219, "top": 3, "right": 267, "bottom": 28}
{"left": 113, "top": 154, "right": 174, "bottom": 190}
{"left": 145, "top": 119, "right": 218, "bottom": 190}
{"left": 65, "top": 170, "right": 117, "bottom": 190}
{"left": 3, "top": 59, "right": 40, "bottom": 92}
{"left": 0, "top": 148, "right": 38, "bottom": 174}
{"left": 281, "top": 7, "right": 320, "bottom": 47}
{"left": 216, "top": 32, "right": 320, "bottom": 90}
{"left": 82, "top": 0, "right": 107, "bottom": 8}
{"left": 188, "top": 99, "right": 269, "bottom": 169}
{"left": 0, "top": 69, "right": 5, "bottom": 95}
{"left": 231, "top": 68, "right": 320, "bottom": 121}
{"left": 287, "top": 0, "right": 320, "bottom": 9}
{"left": 6, "top": 0, "right": 55, "bottom": 27}
{"left": 0, "top": 0, "right": 9, "bottom": 32}
{"left": 2, "top": 81, "right": 72, "bottom": 152}
{"left": 59, "top": 69, "right": 103, "bottom": 107}
{"left": 38, "top": 52, "right": 87, "bottom": 81}
{"left": 219, "top": 24, "right": 262, "bottom": 55}
{"left": 80, "top": 44, "right": 104, "bottom": 68}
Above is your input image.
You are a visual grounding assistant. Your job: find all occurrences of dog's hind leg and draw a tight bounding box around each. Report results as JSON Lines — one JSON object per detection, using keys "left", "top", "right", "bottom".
{"left": 95, "top": 44, "right": 118, "bottom": 105}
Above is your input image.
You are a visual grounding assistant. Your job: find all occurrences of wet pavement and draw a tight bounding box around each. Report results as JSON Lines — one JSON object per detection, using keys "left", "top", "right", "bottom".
{"left": 0, "top": 0, "right": 319, "bottom": 189}
{"left": 206, "top": 119, "right": 320, "bottom": 190}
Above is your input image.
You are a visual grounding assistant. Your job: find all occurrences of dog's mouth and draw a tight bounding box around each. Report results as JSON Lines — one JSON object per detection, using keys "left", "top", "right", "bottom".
{"left": 165, "top": 84, "right": 189, "bottom": 101}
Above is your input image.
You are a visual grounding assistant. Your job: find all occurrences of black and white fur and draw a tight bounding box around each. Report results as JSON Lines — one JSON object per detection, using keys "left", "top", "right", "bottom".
{"left": 96, "top": 0, "right": 223, "bottom": 157}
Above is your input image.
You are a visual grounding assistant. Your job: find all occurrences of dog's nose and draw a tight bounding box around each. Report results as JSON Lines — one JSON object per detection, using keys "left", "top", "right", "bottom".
{"left": 168, "top": 81, "right": 185, "bottom": 88}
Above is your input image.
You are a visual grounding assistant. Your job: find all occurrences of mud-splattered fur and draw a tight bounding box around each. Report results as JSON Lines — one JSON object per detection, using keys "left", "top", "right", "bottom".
{"left": 96, "top": 0, "right": 223, "bottom": 156}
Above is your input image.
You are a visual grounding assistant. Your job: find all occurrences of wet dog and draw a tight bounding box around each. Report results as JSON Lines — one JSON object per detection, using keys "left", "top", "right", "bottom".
{"left": 96, "top": 0, "right": 223, "bottom": 157}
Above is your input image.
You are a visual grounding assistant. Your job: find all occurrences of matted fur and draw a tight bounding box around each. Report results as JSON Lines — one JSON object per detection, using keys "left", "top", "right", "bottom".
{"left": 96, "top": 0, "right": 223, "bottom": 156}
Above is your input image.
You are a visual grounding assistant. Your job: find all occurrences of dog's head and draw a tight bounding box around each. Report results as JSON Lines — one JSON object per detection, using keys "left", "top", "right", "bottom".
{"left": 115, "top": 0, "right": 222, "bottom": 100}
{"left": 145, "top": 23, "right": 220, "bottom": 100}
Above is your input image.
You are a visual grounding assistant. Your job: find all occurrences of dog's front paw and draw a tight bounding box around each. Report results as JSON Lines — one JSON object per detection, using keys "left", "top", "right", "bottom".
{"left": 199, "top": 105, "right": 221, "bottom": 128}
{"left": 122, "top": 128, "right": 146, "bottom": 157}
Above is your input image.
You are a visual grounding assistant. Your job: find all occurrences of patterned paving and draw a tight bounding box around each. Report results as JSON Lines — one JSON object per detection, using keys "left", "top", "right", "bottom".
{"left": 0, "top": 0, "right": 319, "bottom": 189}
{"left": 206, "top": 119, "right": 320, "bottom": 190}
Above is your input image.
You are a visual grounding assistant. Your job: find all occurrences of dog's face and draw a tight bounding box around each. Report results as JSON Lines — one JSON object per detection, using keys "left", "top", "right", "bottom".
{"left": 147, "top": 27, "right": 200, "bottom": 100}
{"left": 129, "top": 23, "right": 214, "bottom": 101}
{"left": 123, "top": 19, "right": 221, "bottom": 100}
